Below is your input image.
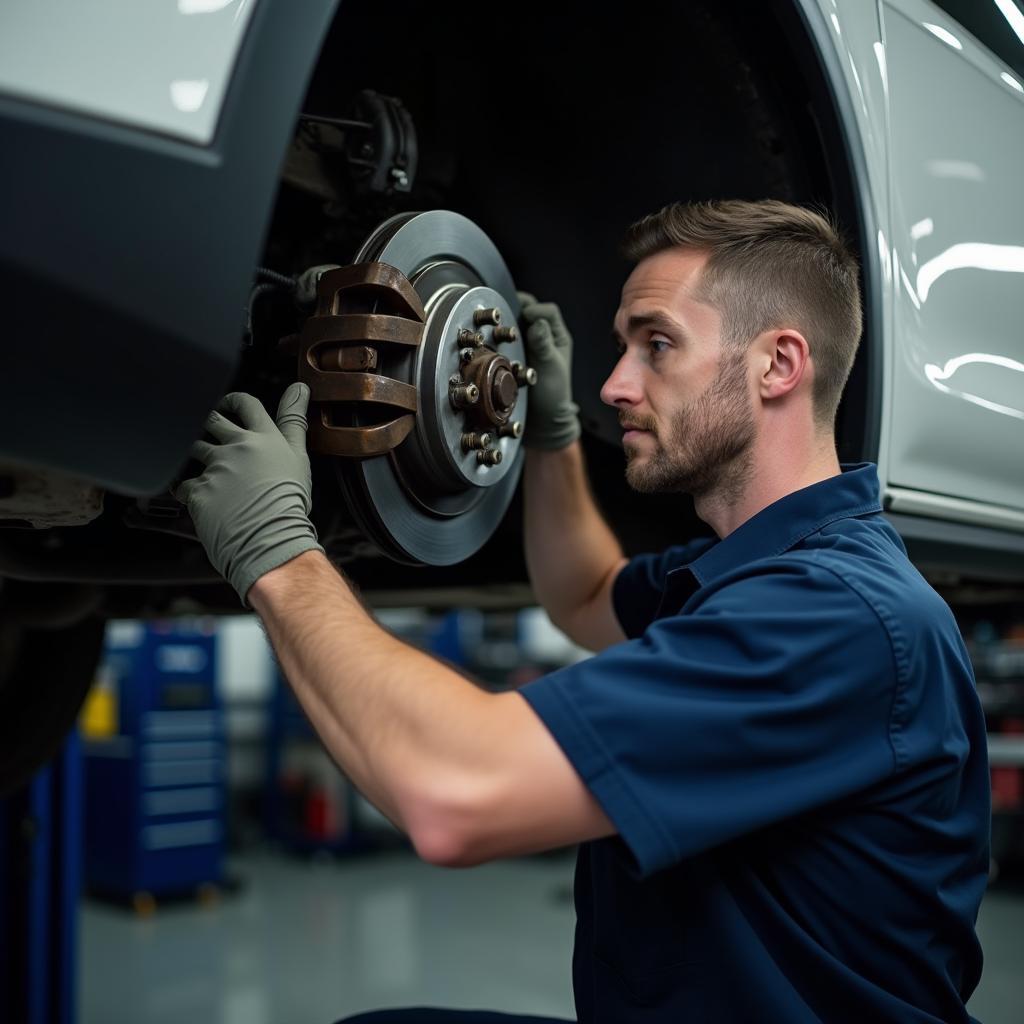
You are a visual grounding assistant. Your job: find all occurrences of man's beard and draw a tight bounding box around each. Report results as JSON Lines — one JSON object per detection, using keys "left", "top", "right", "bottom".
{"left": 622, "top": 349, "right": 756, "bottom": 499}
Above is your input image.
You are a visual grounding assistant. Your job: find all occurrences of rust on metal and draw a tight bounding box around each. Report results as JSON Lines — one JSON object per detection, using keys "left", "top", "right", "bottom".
{"left": 476, "top": 449, "right": 503, "bottom": 466}
{"left": 460, "top": 432, "right": 492, "bottom": 452}
{"left": 472, "top": 307, "right": 501, "bottom": 327}
{"left": 315, "top": 345, "right": 378, "bottom": 372}
{"left": 492, "top": 366, "right": 517, "bottom": 408}
{"left": 315, "top": 262, "right": 426, "bottom": 321}
{"left": 301, "top": 314, "right": 423, "bottom": 348}
{"left": 461, "top": 350, "right": 518, "bottom": 428}
{"left": 297, "top": 261, "right": 425, "bottom": 458}
{"left": 449, "top": 382, "right": 480, "bottom": 409}
{"left": 457, "top": 328, "right": 485, "bottom": 348}
{"left": 305, "top": 370, "right": 417, "bottom": 410}
{"left": 312, "top": 412, "right": 416, "bottom": 458}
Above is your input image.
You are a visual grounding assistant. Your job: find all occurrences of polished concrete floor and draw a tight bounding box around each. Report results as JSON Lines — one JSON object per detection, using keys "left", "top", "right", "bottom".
{"left": 80, "top": 849, "right": 1022, "bottom": 1024}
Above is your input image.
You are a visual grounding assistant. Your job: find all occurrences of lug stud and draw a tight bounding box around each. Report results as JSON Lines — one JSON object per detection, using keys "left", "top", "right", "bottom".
{"left": 449, "top": 383, "right": 480, "bottom": 409}
{"left": 461, "top": 432, "right": 493, "bottom": 452}
{"left": 498, "top": 420, "right": 523, "bottom": 439}
{"left": 511, "top": 362, "right": 538, "bottom": 386}
{"left": 457, "top": 328, "right": 486, "bottom": 348}
{"left": 477, "top": 449, "right": 503, "bottom": 466}
{"left": 493, "top": 325, "right": 518, "bottom": 344}
{"left": 473, "top": 307, "right": 502, "bottom": 327}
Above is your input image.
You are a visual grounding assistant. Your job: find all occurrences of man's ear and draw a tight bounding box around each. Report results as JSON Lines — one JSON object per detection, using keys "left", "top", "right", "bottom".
{"left": 758, "top": 329, "right": 810, "bottom": 402}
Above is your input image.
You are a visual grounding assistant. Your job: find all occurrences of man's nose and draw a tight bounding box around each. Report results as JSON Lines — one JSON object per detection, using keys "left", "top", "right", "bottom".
{"left": 600, "top": 354, "right": 642, "bottom": 408}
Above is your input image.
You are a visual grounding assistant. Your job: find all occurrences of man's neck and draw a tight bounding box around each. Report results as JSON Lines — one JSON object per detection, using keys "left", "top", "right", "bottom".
{"left": 696, "top": 434, "right": 842, "bottom": 539}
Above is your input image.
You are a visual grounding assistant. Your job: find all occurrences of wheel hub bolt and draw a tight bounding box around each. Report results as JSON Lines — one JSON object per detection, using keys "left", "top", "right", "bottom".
{"left": 473, "top": 307, "right": 502, "bottom": 327}
{"left": 477, "top": 449, "right": 503, "bottom": 466}
{"left": 461, "top": 432, "right": 493, "bottom": 452}
{"left": 492, "top": 325, "right": 518, "bottom": 344}
{"left": 449, "top": 382, "right": 480, "bottom": 409}
{"left": 498, "top": 420, "right": 523, "bottom": 439}
{"left": 511, "top": 362, "right": 538, "bottom": 386}
{"left": 457, "top": 328, "right": 486, "bottom": 348}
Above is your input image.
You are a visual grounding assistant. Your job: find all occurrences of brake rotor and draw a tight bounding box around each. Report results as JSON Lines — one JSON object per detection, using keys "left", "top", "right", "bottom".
{"left": 303, "top": 211, "right": 530, "bottom": 565}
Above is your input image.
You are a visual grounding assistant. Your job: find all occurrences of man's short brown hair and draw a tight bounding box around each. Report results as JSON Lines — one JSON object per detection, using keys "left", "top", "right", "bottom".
{"left": 622, "top": 199, "right": 862, "bottom": 427}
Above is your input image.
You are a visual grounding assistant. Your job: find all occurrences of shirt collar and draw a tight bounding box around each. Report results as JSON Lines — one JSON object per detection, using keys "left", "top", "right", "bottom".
{"left": 682, "top": 463, "right": 883, "bottom": 586}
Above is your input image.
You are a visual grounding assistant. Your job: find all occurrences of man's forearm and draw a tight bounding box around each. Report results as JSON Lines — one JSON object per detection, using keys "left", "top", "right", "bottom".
{"left": 524, "top": 442, "right": 627, "bottom": 649}
{"left": 248, "top": 550, "right": 506, "bottom": 856}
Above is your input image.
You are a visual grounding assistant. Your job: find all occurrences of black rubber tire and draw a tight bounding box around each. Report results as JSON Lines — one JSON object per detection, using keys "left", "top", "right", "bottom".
{"left": 0, "top": 615, "right": 106, "bottom": 796}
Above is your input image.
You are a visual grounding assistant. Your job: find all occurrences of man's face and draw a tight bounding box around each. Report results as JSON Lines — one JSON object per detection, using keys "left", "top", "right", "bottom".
{"left": 601, "top": 249, "right": 757, "bottom": 497}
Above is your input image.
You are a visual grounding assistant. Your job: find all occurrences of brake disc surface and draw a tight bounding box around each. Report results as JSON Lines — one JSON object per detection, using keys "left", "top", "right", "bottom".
{"left": 337, "top": 211, "right": 529, "bottom": 565}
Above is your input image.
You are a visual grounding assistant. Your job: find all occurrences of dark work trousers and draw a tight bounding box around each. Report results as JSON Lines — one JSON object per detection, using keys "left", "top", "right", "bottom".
{"left": 338, "top": 1011, "right": 572, "bottom": 1024}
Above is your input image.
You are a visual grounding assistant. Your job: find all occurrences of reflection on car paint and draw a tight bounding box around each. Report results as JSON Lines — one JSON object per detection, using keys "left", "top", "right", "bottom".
{"left": 178, "top": 0, "right": 243, "bottom": 14}
{"left": 876, "top": 228, "right": 892, "bottom": 284}
{"left": 922, "top": 22, "right": 963, "bottom": 50}
{"left": 909, "top": 217, "right": 934, "bottom": 241}
{"left": 916, "top": 242, "right": 1024, "bottom": 301}
{"left": 1001, "top": 71, "right": 1024, "bottom": 94}
{"left": 897, "top": 260, "right": 921, "bottom": 311}
{"left": 924, "top": 352, "right": 1024, "bottom": 422}
{"left": 873, "top": 41, "right": 889, "bottom": 99}
{"left": 925, "top": 159, "right": 986, "bottom": 182}
{"left": 170, "top": 79, "right": 210, "bottom": 113}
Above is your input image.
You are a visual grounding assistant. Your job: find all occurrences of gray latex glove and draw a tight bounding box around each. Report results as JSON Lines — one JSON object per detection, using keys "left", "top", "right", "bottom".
{"left": 174, "top": 383, "right": 324, "bottom": 606}
{"left": 517, "top": 292, "right": 581, "bottom": 450}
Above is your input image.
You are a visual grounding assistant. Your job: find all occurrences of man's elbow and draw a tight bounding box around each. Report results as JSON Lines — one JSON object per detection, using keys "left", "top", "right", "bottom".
{"left": 409, "top": 823, "right": 486, "bottom": 868}
{"left": 401, "top": 778, "right": 496, "bottom": 869}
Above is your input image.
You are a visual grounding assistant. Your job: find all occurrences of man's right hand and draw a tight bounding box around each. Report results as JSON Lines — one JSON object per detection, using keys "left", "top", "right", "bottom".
{"left": 517, "top": 293, "right": 582, "bottom": 450}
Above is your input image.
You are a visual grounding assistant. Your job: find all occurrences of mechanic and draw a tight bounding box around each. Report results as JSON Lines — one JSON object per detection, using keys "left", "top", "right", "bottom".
{"left": 176, "top": 199, "right": 990, "bottom": 1024}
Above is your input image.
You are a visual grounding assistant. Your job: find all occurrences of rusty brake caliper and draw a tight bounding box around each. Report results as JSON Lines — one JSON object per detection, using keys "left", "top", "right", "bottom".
{"left": 297, "top": 262, "right": 426, "bottom": 458}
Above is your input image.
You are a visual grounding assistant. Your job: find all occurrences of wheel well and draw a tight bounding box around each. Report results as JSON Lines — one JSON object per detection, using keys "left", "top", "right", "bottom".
{"left": 0, "top": 0, "right": 872, "bottom": 615}
{"left": 286, "top": 0, "right": 873, "bottom": 579}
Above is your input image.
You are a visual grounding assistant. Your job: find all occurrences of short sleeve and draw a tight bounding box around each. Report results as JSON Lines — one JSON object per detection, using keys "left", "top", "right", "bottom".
{"left": 613, "top": 538, "right": 716, "bottom": 638}
{"left": 521, "top": 559, "right": 899, "bottom": 876}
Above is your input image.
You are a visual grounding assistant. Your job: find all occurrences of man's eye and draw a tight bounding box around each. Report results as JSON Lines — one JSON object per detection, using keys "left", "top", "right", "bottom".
{"left": 649, "top": 336, "right": 670, "bottom": 355}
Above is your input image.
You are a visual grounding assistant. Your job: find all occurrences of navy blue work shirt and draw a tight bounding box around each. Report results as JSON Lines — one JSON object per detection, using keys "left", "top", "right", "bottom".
{"left": 521, "top": 464, "right": 990, "bottom": 1024}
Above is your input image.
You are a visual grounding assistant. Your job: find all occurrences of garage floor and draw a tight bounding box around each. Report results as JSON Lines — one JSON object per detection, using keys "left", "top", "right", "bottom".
{"left": 79, "top": 849, "right": 1021, "bottom": 1024}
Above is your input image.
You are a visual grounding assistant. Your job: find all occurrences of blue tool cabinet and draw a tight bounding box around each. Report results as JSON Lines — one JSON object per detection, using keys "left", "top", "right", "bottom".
{"left": 83, "top": 621, "right": 225, "bottom": 905}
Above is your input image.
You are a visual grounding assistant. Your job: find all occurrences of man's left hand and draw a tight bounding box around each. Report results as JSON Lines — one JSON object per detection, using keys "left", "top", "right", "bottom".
{"left": 174, "top": 383, "right": 324, "bottom": 606}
